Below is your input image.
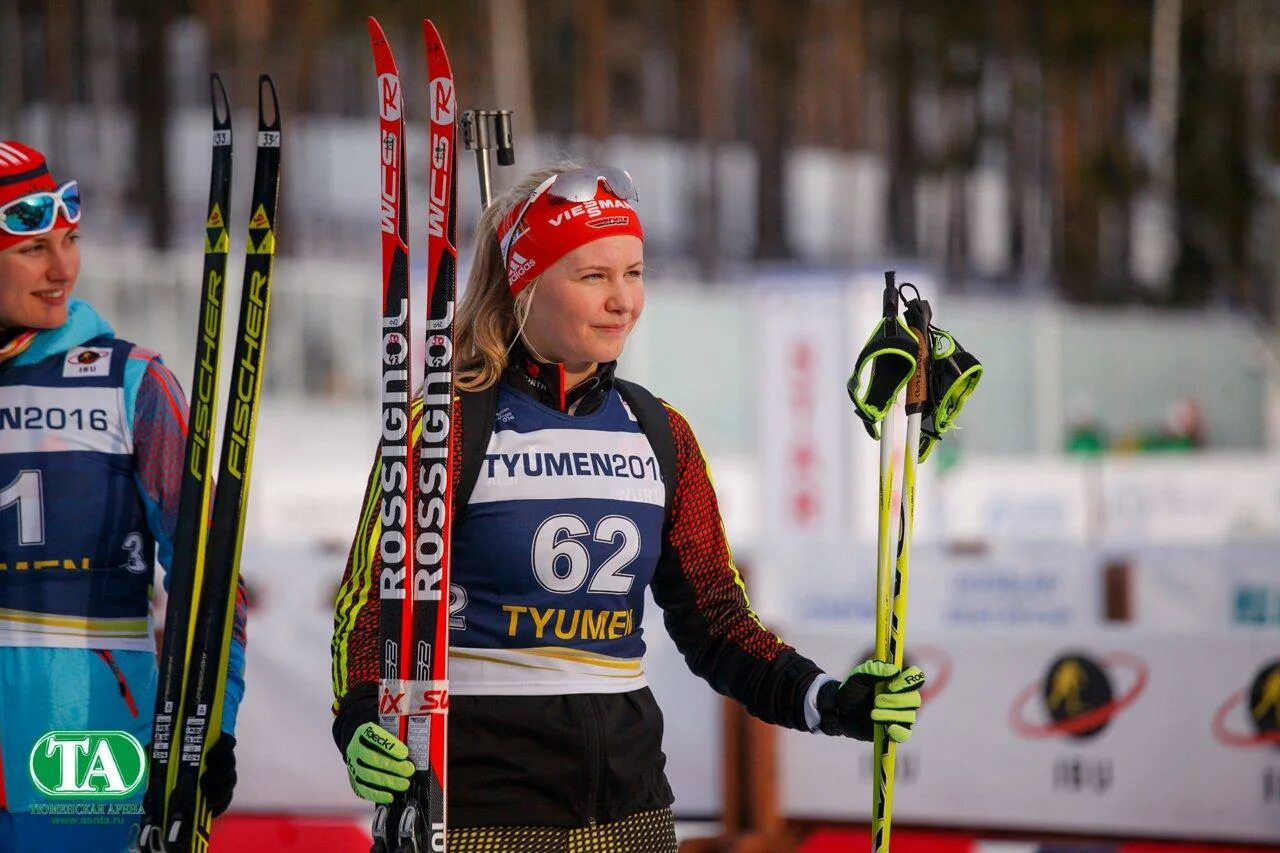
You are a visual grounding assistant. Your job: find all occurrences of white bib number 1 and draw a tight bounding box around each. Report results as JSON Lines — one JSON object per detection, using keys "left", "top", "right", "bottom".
{"left": 0, "top": 469, "right": 44, "bottom": 545}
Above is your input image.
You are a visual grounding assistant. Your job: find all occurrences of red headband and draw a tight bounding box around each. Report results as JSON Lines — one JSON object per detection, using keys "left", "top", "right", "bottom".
{"left": 496, "top": 175, "right": 644, "bottom": 296}
{"left": 0, "top": 141, "right": 69, "bottom": 253}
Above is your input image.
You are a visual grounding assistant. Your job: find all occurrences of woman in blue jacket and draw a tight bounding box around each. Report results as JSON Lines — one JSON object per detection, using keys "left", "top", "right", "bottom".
{"left": 0, "top": 140, "right": 246, "bottom": 852}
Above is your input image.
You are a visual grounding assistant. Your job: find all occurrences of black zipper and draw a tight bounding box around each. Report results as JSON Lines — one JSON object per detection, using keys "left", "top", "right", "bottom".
{"left": 582, "top": 693, "right": 607, "bottom": 825}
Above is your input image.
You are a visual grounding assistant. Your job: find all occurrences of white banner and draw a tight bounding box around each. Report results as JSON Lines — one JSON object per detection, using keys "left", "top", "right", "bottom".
{"left": 756, "top": 281, "right": 851, "bottom": 539}
{"left": 779, "top": 627, "right": 1280, "bottom": 844}
{"left": 936, "top": 456, "right": 1094, "bottom": 543}
{"left": 1099, "top": 454, "right": 1280, "bottom": 544}
{"left": 750, "top": 542, "right": 1099, "bottom": 633}
{"left": 753, "top": 280, "right": 855, "bottom": 624}
{"left": 1129, "top": 542, "right": 1280, "bottom": 631}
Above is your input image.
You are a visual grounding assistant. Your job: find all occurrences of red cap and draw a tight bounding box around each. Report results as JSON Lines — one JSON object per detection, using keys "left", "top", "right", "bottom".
{"left": 0, "top": 141, "right": 71, "bottom": 252}
{"left": 496, "top": 177, "right": 644, "bottom": 296}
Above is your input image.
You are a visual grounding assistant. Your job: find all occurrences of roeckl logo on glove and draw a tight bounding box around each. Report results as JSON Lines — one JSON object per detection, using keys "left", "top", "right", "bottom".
{"left": 367, "top": 729, "right": 397, "bottom": 752}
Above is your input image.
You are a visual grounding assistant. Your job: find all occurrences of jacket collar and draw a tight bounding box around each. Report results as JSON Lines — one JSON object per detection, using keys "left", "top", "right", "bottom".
{"left": 503, "top": 343, "right": 616, "bottom": 415}
{"left": 14, "top": 299, "right": 114, "bottom": 366}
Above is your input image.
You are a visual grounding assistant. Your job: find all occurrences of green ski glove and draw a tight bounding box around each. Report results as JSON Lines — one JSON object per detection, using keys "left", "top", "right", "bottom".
{"left": 344, "top": 722, "right": 415, "bottom": 804}
{"left": 817, "top": 660, "right": 925, "bottom": 743}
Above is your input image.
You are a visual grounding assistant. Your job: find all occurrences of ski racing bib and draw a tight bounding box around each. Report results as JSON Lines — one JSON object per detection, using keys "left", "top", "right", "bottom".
{"left": 0, "top": 338, "right": 155, "bottom": 650}
{"left": 449, "top": 385, "right": 666, "bottom": 695}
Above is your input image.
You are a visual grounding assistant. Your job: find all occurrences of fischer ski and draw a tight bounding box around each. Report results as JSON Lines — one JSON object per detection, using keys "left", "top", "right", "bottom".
{"left": 135, "top": 74, "right": 282, "bottom": 853}
{"left": 367, "top": 16, "right": 458, "bottom": 853}
{"left": 133, "top": 73, "right": 233, "bottom": 853}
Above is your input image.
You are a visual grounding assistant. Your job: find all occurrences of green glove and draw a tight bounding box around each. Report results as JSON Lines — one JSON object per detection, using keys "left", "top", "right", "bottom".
{"left": 817, "top": 660, "right": 925, "bottom": 743}
{"left": 344, "top": 722, "right": 415, "bottom": 804}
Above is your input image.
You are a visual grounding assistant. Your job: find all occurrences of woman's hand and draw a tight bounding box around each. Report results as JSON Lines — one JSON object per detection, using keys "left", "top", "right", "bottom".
{"left": 816, "top": 660, "right": 925, "bottom": 743}
{"left": 344, "top": 722, "right": 416, "bottom": 804}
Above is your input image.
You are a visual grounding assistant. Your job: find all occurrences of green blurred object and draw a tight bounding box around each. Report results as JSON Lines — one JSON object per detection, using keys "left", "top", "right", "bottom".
{"left": 1066, "top": 427, "right": 1106, "bottom": 455}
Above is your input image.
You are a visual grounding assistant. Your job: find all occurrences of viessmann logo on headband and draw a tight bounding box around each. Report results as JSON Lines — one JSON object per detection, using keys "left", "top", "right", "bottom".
{"left": 546, "top": 197, "right": 635, "bottom": 227}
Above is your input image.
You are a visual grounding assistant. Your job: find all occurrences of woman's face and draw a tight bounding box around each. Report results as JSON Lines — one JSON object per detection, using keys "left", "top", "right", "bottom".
{"left": 521, "top": 234, "right": 644, "bottom": 370}
{"left": 0, "top": 228, "right": 79, "bottom": 330}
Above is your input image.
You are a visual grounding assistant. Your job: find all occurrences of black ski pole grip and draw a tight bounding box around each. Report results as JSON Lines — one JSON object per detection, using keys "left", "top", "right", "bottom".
{"left": 883, "top": 270, "right": 897, "bottom": 323}
{"left": 495, "top": 110, "right": 515, "bottom": 166}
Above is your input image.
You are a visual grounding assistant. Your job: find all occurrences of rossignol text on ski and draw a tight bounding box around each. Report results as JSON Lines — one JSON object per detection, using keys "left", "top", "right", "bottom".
{"left": 367, "top": 16, "right": 458, "bottom": 853}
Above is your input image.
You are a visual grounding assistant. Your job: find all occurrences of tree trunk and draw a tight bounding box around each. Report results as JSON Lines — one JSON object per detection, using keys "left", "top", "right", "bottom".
{"left": 693, "top": 0, "right": 726, "bottom": 280}
{"left": 488, "top": 0, "right": 536, "bottom": 188}
{"left": 125, "top": 0, "right": 173, "bottom": 250}
{"left": 886, "top": 3, "right": 917, "bottom": 255}
{"left": 751, "top": 0, "right": 800, "bottom": 261}
{"left": 574, "top": 0, "right": 608, "bottom": 150}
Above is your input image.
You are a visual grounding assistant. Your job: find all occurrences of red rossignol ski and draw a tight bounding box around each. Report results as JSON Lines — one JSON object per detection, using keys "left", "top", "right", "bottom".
{"left": 411, "top": 18, "right": 458, "bottom": 853}
{"left": 367, "top": 16, "right": 457, "bottom": 853}
{"left": 367, "top": 17, "right": 415, "bottom": 853}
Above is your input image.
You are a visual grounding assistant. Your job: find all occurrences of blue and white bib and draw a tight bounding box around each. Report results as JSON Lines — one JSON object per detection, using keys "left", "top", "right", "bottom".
{"left": 0, "top": 336, "right": 154, "bottom": 650}
{"left": 449, "top": 384, "right": 665, "bottom": 695}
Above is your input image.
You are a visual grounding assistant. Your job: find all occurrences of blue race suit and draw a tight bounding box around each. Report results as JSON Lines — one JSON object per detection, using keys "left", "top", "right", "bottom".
{"left": 0, "top": 300, "right": 247, "bottom": 852}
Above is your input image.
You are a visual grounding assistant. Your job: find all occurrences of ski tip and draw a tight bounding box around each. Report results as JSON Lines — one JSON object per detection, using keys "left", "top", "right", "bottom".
{"left": 257, "top": 75, "right": 280, "bottom": 133}
{"left": 368, "top": 16, "right": 387, "bottom": 43}
{"left": 209, "top": 74, "right": 231, "bottom": 132}
{"left": 423, "top": 18, "right": 442, "bottom": 46}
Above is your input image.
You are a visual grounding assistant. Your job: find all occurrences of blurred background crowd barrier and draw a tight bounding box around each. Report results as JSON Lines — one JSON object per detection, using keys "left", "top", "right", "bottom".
{"left": 7, "top": 0, "right": 1280, "bottom": 848}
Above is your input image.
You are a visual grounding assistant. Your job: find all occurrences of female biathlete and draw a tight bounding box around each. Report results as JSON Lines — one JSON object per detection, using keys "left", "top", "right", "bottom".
{"left": 331, "top": 163, "right": 923, "bottom": 853}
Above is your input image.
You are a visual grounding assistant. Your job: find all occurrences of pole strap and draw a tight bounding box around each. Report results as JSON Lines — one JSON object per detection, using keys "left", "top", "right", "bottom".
{"left": 917, "top": 325, "right": 983, "bottom": 461}
{"left": 846, "top": 317, "right": 919, "bottom": 440}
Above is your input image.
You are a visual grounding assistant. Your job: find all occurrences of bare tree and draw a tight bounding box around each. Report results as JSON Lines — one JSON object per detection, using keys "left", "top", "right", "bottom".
{"left": 750, "top": 0, "right": 801, "bottom": 261}
{"left": 123, "top": 0, "right": 174, "bottom": 249}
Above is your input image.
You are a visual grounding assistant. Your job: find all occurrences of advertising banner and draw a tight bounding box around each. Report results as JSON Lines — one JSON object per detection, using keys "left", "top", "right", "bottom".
{"left": 753, "top": 542, "right": 1099, "bottom": 633}
{"left": 1098, "top": 455, "right": 1280, "bottom": 544}
{"left": 1129, "top": 542, "right": 1280, "bottom": 632}
{"left": 778, "top": 627, "right": 1280, "bottom": 844}
{"left": 935, "top": 457, "right": 1095, "bottom": 544}
{"left": 753, "top": 281, "right": 855, "bottom": 624}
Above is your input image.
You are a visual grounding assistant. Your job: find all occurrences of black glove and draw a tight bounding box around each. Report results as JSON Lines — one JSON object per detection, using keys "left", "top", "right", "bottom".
{"left": 201, "top": 734, "right": 237, "bottom": 818}
{"left": 817, "top": 660, "right": 925, "bottom": 743}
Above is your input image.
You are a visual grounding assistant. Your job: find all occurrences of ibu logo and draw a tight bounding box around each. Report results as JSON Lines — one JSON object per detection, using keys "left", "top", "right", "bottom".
{"left": 28, "top": 731, "right": 146, "bottom": 797}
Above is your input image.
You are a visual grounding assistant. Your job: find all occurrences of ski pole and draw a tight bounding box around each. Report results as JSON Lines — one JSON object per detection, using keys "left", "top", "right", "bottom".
{"left": 460, "top": 109, "right": 514, "bottom": 209}
{"left": 869, "top": 271, "right": 900, "bottom": 853}
{"left": 871, "top": 283, "right": 932, "bottom": 853}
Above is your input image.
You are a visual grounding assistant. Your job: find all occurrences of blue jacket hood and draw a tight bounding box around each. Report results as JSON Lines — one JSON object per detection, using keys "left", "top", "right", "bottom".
{"left": 14, "top": 299, "right": 115, "bottom": 366}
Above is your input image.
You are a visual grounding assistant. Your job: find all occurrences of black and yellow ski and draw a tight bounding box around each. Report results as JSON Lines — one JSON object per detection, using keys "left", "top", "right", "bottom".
{"left": 134, "top": 72, "right": 233, "bottom": 853}
{"left": 134, "top": 74, "right": 281, "bottom": 853}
